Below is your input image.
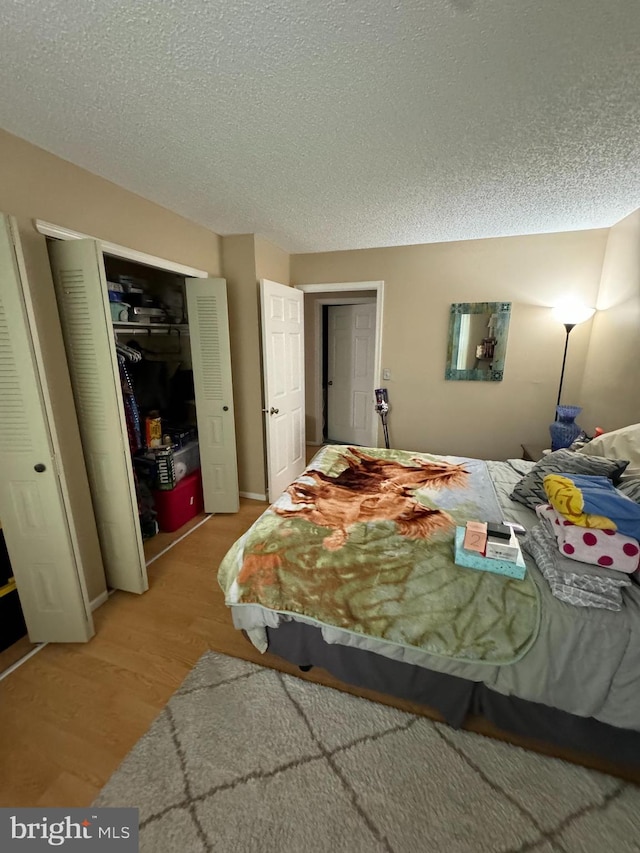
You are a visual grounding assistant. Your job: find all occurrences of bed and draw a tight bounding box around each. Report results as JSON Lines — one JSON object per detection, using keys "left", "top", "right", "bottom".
{"left": 218, "top": 444, "right": 640, "bottom": 779}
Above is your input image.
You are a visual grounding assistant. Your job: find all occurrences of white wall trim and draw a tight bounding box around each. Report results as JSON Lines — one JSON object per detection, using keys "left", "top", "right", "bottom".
{"left": 296, "top": 282, "right": 382, "bottom": 294}
{"left": 0, "top": 643, "right": 47, "bottom": 681}
{"left": 89, "top": 590, "right": 110, "bottom": 612}
{"left": 240, "top": 491, "right": 268, "bottom": 501}
{"left": 295, "top": 282, "right": 385, "bottom": 446}
{"left": 35, "top": 220, "right": 209, "bottom": 278}
{"left": 145, "top": 514, "right": 213, "bottom": 566}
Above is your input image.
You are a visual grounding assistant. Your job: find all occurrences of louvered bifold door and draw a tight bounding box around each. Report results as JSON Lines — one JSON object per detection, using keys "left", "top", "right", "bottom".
{"left": 0, "top": 215, "right": 93, "bottom": 641}
{"left": 48, "top": 239, "right": 148, "bottom": 593}
{"left": 186, "top": 278, "right": 239, "bottom": 513}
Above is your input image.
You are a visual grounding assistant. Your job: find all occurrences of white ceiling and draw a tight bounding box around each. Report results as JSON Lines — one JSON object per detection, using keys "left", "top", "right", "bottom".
{"left": 0, "top": 1, "right": 638, "bottom": 253}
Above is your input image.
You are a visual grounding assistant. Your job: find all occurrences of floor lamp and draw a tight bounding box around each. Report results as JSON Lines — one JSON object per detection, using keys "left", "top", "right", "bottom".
{"left": 551, "top": 302, "right": 595, "bottom": 411}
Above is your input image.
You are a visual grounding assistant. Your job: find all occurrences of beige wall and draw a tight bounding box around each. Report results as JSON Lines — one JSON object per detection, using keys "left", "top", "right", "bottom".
{"left": 254, "top": 235, "right": 290, "bottom": 285}
{"left": 580, "top": 208, "right": 640, "bottom": 432}
{"left": 221, "top": 235, "right": 266, "bottom": 497}
{"left": 291, "top": 231, "right": 608, "bottom": 459}
{"left": 2, "top": 127, "right": 633, "bottom": 510}
{"left": 222, "top": 234, "right": 291, "bottom": 498}
{"left": 0, "top": 129, "right": 221, "bottom": 274}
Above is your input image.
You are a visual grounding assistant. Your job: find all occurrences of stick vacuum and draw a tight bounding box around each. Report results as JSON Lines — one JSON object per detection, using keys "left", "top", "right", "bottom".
{"left": 374, "top": 388, "right": 390, "bottom": 449}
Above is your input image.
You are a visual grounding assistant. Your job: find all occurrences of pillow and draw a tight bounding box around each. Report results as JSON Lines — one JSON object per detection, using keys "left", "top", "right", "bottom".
{"left": 577, "top": 424, "right": 640, "bottom": 478}
{"left": 510, "top": 448, "right": 629, "bottom": 511}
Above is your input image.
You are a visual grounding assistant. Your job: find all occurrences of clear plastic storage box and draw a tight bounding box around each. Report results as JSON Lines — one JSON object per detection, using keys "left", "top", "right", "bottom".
{"left": 172, "top": 440, "right": 200, "bottom": 482}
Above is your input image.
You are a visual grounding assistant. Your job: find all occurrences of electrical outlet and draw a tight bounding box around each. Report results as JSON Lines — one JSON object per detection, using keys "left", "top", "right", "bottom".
{"left": 382, "top": 368, "right": 391, "bottom": 381}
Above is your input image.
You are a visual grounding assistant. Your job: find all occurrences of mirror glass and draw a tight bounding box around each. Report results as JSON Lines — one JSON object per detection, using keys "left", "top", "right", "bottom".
{"left": 445, "top": 302, "right": 511, "bottom": 381}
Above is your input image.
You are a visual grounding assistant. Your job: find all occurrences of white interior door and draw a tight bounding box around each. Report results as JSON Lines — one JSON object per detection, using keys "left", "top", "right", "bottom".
{"left": 48, "top": 239, "right": 148, "bottom": 594}
{"left": 260, "top": 280, "right": 305, "bottom": 500}
{"left": 186, "top": 277, "right": 239, "bottom": 513}
{"left": 327, "top": 303, "right": 376, "bottom": 445}
{"left": 0, "top": 215, "right": 93, "bottom": 641}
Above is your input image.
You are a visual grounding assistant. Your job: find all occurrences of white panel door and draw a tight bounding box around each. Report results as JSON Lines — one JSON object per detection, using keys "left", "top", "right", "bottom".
{"left": 260, "top": 279, "right": 305, "bottom": 500}
{"left": 186, "top": 277, "right": 239, "bottom": 513}
{"left": 0, "top": 215, "right": 93, "bottom": 641}
{"left": 48, "top": 239, "right": 148, "bottom": 593}
{"left": 327, "top": 303, "right": 376, "bottom": 445}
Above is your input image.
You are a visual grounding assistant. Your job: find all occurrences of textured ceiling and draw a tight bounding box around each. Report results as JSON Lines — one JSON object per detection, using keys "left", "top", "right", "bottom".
{"left": 0, "top": 1, "right": 638, "bottom": 253}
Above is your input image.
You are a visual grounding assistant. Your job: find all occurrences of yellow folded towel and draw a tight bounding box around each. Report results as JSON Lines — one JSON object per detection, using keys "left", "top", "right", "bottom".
{"left": 543, "top": 474, "right": 616, "bottom": 530}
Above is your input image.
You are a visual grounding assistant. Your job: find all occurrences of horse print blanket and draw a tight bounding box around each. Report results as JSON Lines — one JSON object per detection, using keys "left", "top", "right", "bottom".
{"left": 218, "top": 446, "right": 539, "bottom": 664}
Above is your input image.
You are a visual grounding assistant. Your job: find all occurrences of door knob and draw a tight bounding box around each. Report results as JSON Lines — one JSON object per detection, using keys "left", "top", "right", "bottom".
{"left": 34, "top": 463, "right": 46, "bottom": 473}
{"left": 328, "top": 380, "right": 333, "bottom": 385}
{"left": 223, "top": 406, "right": 229, "bottom": 411}
{"left": 262, "top": 407, "right": 280, "bottom": 415}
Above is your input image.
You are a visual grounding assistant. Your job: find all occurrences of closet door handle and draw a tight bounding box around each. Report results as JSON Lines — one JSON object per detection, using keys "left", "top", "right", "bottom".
{"left": 223, "top": 406, "right": 229, "bottom": 411}
{"left": 34, "top": 463, "right": 46, "bottom": 473}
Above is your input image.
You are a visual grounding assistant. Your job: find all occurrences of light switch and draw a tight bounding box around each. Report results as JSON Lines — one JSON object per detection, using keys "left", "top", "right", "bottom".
{"left": 382, "top": 368, "right": 391, "bottom": 381}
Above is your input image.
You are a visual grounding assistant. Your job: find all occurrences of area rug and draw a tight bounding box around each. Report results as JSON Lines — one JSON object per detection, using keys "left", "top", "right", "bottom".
{"left": 95, "top": 652, "right": 639, "bottom": 853}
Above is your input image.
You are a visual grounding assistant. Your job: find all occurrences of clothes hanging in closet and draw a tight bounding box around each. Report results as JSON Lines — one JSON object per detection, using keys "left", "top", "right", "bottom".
{"left": 117, "top": 350, "right": 142, "bottom": 453}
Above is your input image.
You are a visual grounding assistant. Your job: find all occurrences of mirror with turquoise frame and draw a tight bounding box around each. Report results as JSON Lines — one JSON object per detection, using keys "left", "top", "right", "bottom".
{"left": 445, "top": 302, "right": 511, "bottom": 381}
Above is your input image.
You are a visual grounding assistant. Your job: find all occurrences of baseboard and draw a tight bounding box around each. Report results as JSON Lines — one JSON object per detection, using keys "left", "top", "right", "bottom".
{"left": 239, "top": 491, "right": 268, "bottom": 501}
{"left": 89, "top": 590, "right": 109, "bottom": 612}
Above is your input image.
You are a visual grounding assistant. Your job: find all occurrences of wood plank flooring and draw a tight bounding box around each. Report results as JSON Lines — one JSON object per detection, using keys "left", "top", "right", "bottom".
{"left": 0, "top": 635, "right": 37, "bottom": 674}
{"left": 142, "top": 511, "right": 210, "bottom": 563}
{"left": 0, "top": 464, "right": 636, "bottom": 807}
{"left": 0, "top": 493, "right": 447, "bottom": 809}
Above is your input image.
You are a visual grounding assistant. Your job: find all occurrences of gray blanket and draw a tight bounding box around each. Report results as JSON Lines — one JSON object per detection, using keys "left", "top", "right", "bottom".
{"left": 522, "top": 521, "right": 631, "bottom": 611}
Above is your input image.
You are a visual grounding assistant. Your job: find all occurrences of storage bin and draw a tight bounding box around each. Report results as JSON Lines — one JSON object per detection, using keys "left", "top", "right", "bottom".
{"left": 110, "top": 301, "right": 130, "bottom": 322}
{"left": 165, "top": 426, "right": 197, "bottom": 448}
{"left": 173, "top": 440, "right": 200, "bottom": 482}
{"left": 152, "top": 469, "right": 203, "bottom": 532}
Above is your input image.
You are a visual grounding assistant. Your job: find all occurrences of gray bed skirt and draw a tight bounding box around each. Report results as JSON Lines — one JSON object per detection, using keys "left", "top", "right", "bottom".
{"left": 266, "top": 622, "right": 640, "bottom": 773}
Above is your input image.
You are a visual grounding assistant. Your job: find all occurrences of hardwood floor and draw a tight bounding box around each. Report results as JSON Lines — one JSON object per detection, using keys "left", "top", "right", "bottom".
{"left": 0, "top": 458, "right": 635, "bottom": 806}
{"left": 0, "top": 635, "right": 38, "bottom": 675}
{"left": 142, "top": 511, "right": 210, "bottom": 563}
{"left": 0, "top": 499, "right": 260, "bottom": 807}
{"left": 0, "top": 491, "right": 447, "bottom": 808}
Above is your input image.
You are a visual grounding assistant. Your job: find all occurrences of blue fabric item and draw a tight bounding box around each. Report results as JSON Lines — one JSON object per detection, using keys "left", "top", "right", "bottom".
{"left": 560, "top": 473, "right": 640, "bottom": 540}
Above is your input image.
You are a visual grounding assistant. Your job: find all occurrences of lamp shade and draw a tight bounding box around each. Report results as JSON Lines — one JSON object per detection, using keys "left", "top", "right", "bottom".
{"left": 551, "top": 300, "right": 595, "bottom": 326}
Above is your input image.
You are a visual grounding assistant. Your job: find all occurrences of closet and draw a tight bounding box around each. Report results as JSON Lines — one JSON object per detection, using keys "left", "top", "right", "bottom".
{"left": 47, "top": 237, "right": 239, "bottom": 590}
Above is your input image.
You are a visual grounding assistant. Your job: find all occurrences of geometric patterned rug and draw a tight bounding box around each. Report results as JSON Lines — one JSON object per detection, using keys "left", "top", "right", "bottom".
{"left": 94, "top": 652, "right": 639, "bottom": 853}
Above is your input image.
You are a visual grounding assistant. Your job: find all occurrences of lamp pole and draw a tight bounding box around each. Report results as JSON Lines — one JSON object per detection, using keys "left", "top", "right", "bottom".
{"left": 556, "top": 322, "right": 576, "bottom": 411}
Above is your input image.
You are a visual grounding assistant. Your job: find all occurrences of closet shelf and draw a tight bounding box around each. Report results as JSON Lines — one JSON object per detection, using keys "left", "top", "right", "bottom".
{"left": 113, "top": 322, "right": 189, "bottom": 333}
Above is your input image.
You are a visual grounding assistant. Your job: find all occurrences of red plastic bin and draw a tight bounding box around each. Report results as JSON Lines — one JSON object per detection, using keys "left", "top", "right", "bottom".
{"left": 152, "top": 469, "right": 204, "bottom": 532}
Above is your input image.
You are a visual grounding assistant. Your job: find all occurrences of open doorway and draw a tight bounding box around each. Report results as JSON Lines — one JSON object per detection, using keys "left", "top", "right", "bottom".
{"left": 297, "top": 282, "right": 384, "bottom": 448}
